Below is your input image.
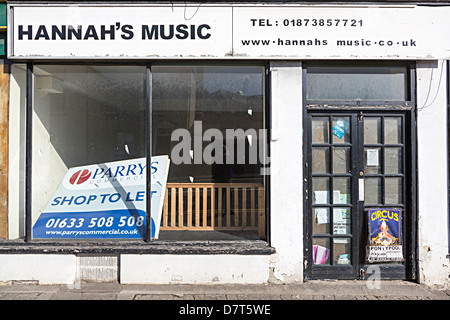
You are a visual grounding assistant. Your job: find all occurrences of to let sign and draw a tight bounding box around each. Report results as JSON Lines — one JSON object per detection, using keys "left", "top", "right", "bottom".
{"left": 33, "top": 156, "right": 169, "bottom": 240}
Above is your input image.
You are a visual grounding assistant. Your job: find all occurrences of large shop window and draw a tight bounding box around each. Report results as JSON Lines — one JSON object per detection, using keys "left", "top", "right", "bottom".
{"left": 152, "top": 66, "right": 267, "bottom": 240}
{"left": 28, "top": 64, "right": 267, "bottom": 241}
{"left": 31, "top": 65, "right": 147, "bottom": 240}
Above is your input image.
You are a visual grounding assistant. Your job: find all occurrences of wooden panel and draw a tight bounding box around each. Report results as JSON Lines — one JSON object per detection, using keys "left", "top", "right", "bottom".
{"left": 178, "top": 187, "right": 183, "bottom": 228}
{"left": 210, "top": 186, "right": 214, "bottom": 228}
{"left": 187, "top": 187, "right": 192, "bottom": 228}
{"left": 226, "top": 187, "right": 231, "bottom": 227}
{"left": 242, "top": 187, "right": 247, "bottom": 228}
{"left": 0, "top": 61, "right": 8, "bottom": 239}
{"left": 195, "top": 187, "right": 200, "bottom": 228}
{"left": 160, "top": 183, "right": 265, "bottom": 237}
{"left": 170, "top": 187, "right": 176, "bottom": 228}
{"left": 234, "top": 188, "right": 239, "bottom": 227}
{"left": 258, "top": 187, "right": 265, "bottom": 237}
{"left": 250, "top": 188, "right": 255, "bottom": 228}
{"left": 217, "top": 187, "right": 222, "bottom": 227}
{"left": 202, "top": 187, "right": 207, "bottom": 227}
{"left": 163, "top": 189, "right": 168, "bottom": 228}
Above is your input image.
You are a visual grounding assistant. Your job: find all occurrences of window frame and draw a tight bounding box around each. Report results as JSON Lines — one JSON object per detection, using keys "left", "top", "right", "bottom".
{"left": 10, "top": 61, "right": 272, "bottom": 254}
{"left": 447, "top": 60, "right": 450, "bottom": 258}
{"left": 304, "top": 61, "right": 416, "bottom": 111}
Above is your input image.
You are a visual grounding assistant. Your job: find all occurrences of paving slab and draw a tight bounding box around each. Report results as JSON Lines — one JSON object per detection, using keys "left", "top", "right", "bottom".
{"left": 0, "top": 280, "right": 447, "bottom": 301}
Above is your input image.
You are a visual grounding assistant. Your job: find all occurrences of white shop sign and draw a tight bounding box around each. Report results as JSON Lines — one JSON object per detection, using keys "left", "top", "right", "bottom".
{"left": 8, "top": 4, "right": 450, "bottom": 60}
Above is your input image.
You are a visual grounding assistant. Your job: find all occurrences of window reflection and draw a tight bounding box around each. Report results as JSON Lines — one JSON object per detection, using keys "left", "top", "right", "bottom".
{"left": 32, "top": 65, "right": 147, "bottom": 239}
{"left": 307, "top": 62, "right": 408, "bottom": 101}
{"left": 152, "top": 65, "right": 267, "bottom": 240}
{"left": 31, "top": 64, "right": 267, "bottom": 241}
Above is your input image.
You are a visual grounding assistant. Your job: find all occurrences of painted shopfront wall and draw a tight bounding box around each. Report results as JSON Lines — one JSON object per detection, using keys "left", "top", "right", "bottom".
{"left": 0, "top": 2, "right": 448, "bottom": 287}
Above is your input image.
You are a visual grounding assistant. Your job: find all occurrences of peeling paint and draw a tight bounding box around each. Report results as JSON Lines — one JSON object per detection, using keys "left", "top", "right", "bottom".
{"left": 0, "top": 61, "right": 8, "bottom": 239}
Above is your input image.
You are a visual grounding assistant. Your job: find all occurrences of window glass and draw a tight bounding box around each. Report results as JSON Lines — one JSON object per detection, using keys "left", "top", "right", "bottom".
{"left": 306, "top": 63, "right": 408, "bottom": 101}
{"left": 152, "top": 65, "right": 267, "bottom": 240}
{"left": 32, "top": 65, "right": 147, "bottom": 240}
{"left": 30, "top": 64, "right": 267, "bottom": 241}
{"left": 8, "top": 64, "right": 27, "bottom": 239}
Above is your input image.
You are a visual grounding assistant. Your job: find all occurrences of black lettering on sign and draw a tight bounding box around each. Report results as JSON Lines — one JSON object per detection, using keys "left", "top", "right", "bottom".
{"left": 17, "top": 24, "right": 211, "bottom": 41}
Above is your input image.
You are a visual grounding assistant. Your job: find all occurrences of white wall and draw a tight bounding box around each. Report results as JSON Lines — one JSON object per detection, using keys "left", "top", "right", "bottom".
{"left": 0, "top": 254, "right": 76, "bottom": 284}
{"left": 416, "top": 60, "right": 450, "bottom": 289}
{"left": 0, "top": 253, "right": 270, "bottom": 285}
{"left": 120, "top": 254, "right": 270, "bottom": 284}
{"left": 268, "top": 62, "right": 304, "bottom": 282}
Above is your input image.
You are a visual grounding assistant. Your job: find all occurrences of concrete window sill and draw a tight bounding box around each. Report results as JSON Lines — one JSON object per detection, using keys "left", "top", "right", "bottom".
{"left": 0, "top": 240, "right": 275, "bottom": 255}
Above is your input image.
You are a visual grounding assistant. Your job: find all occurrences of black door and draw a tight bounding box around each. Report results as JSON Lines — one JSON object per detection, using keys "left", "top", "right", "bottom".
{"left": 305, "top": 111, "right": 414, "bottom": 280}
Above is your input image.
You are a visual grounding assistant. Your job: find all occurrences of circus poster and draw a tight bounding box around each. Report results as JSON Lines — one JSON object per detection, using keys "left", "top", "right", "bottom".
{"left": 367, "top": 208, "right": 404, "bottom": 263}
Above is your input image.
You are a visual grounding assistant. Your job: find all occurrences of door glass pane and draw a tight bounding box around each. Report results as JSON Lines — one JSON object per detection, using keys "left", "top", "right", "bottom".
{"left": 331, "top": 117, "right": 350, "bottom": 144}
{"left": 313, "top": 178, "right": 330, "bottom": 204}
{"left": 306, "top": 63, "right": 408, "bottom": 101}
{"left": 310, "top": 111, "right": 407, "bottom": 273}
{"left": 365, "top": 177, "right": 382, "bottom": 205}
{"left": 364, "top": 147, "right": 381, "bottom": 174}
{"left": 312, "top": 117, "right": 329, "bottom": 144}
{"left": 385, "top": 177, "right": 402, "bottom": 204}
{"left": 334, "top": 238, "right": 351, "bottom": 265}
{"left": 364, "top": 117, "right": 381, "bottom": 144}
{"left": 312, "top": 147, "right": 329, "bottom": 173}
{"left": 313, "top": 207, "right": 330, "bottom": 234}
{"left": 385, "top": 147, "right": 402, "bottom": 174}
{"left": 384, "top": 117, "right": 402, "bottom": 144}
{"left": 313, "top": 238, "right": 330, "bottom": 265}
{"left": 333, "top": 177, "right": 351, "bottom": 204}
{"left": 333, "top": 147, "right": 351, "bottom": 174}
{"left": 333, "top": 208, "right": 351, "bottom": 235}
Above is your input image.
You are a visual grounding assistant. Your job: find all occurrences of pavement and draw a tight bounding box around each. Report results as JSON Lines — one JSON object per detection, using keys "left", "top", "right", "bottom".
{"left": 0, "top": 280, "right": 448, "bottom": 301}
{"left": 0, "top": 281, "right": 448, "bottom": 319}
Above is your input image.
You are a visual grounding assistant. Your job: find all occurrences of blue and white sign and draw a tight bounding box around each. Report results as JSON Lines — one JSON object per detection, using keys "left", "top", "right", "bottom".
{"left": 332, "top": 118, "right": 349, "bottom": 139}
{"left": 33, "top": 156, "right": 170, "bottom": 239}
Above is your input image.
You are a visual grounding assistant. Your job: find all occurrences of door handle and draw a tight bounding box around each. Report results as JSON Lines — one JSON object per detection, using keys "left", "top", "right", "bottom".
{"left": 358, "top": 178, "right": 365, "bottom": 201}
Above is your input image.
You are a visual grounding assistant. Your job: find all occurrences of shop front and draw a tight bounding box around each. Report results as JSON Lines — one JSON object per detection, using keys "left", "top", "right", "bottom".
{"left": 1, "top": 2, "right": 449, "bottom": 287}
